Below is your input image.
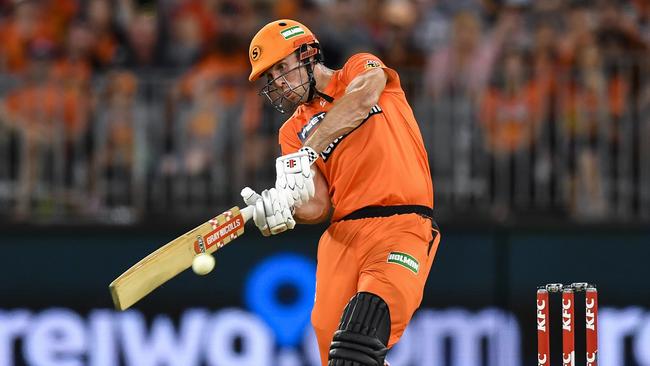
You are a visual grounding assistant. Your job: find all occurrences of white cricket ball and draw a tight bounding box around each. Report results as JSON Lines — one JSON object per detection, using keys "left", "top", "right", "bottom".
{"left": 192, "top": 253, "right": 215, "bottom": 275}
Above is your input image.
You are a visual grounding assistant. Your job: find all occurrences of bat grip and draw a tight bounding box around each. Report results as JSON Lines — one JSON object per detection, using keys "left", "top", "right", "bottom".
{"left": 241, "top": 205, "right": 255, "bottom": 224}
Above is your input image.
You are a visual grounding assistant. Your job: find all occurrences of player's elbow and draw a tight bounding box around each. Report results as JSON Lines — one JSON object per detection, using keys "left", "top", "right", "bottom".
{"left": 344, "top": 90, "right": 381, "bottom": 125}
{"left": 346, "top": 69, "right": 386, "bottom": 111}
{"left": 357, "top": 91, "right": 380, "bottom": 114}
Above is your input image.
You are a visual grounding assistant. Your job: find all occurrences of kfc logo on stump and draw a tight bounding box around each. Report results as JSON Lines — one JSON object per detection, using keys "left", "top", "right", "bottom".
{"left": 537, "top": 299, "right": 547, "bottom": 332}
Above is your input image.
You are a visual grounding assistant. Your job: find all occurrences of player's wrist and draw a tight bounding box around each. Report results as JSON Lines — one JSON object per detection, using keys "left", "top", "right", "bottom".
{"left": 299, "top": 146, "right": 319, "bottom": 164}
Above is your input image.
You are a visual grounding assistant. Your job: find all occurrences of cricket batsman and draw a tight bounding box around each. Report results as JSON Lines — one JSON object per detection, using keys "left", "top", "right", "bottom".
{"left": 240, "top": 19, "right": 441, "bottom": 366}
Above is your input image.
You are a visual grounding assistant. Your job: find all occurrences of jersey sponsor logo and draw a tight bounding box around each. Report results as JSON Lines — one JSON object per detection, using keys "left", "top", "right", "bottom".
{"left": 366, "top": 104, "right": 382, "bottom": 116}
{"left": 280, "top": 26, "right": 305, "bottom": 40}
{"left": 298, "top": 112, "right": 326, "bottom": 142}
{"left": 320, "top": 135, "right": 343, "bottom": 161}
{"left": 387, "top": 251, "right": 419, "bottom": 274}
{"left": 365, "top": 59, "right": 382, "bottom": 69}
{"left": 320, "top": 105, "right": 383, "bottom": 161}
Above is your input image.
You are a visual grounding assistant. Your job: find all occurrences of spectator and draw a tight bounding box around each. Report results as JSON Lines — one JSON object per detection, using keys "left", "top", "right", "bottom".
{"left": 531, "top": 19, "right": 559, "bottom": 98}
{"left": 559, "top": 41, "right": 629, "bottom": 218}
{"left": 411, "top": 0, "right": 451, "bottom": 55}
{"left": 480, "top": 47, "right": 545, "bottom": 155}
{"left": 632, "top": 0, "right": 650, "bottom": 46}
{"left": 93, "top": 71, "right": 141, "bottom": 210}
{"left": 378, "top": 0, "right": 425, "bottom": 74}
{"left": 2, "top": 38, "right": 90, "bottom": 217}
{"left": 167, "top": 0, "right": 217, "bottom": 52}
{"left": 50, "top": 20, "right": 93, "bottom": 91}
{"left": 0, "top": 0, "right": 56, "bottom": 74}
{"left": 424, "top": 9, "right": 513, "bottom": 100}
{"left": 479, "top": 46, "right": 547, "bottom": 212}
{"left": 163, "top": 5, "right": 204, "bottom": 68}
{"left": 85, "top": 0, "right": 123, "bottom": 70}
{"left": 121, "top": 8, "right": 163, "bottom": 69}
{"left": 323, "top": 0, "right": 376, "bottom": 68}
{"left": 556, "top": 1, "right": 596, "bottom": 73}
{"left": 162, "top": 2, "right": 254, "bottom": 205}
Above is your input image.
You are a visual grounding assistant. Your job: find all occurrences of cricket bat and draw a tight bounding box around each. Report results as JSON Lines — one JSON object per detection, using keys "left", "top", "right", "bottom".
{"left": 109, "top": 205, "right": 254, "bottom": 310}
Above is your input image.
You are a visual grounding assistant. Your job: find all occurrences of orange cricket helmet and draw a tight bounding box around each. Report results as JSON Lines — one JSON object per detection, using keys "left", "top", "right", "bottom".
{"left": 248, "top": 19, "right": 320, "bottom": 82}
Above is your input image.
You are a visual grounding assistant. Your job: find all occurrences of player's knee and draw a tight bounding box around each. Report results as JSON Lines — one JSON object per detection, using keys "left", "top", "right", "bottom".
{"left": 328, "top": 292, "right": 390, "bottom": 366}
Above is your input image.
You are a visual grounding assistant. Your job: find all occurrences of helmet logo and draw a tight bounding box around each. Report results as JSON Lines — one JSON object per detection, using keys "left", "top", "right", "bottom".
{"left": 251, "top": 46, "right": 261, "bottom": 61}
{"left": 300, "top": 48, "right": 317, "bottom": 61}
{"left": 280, "top": 25, "right": 305, "bottom": 40}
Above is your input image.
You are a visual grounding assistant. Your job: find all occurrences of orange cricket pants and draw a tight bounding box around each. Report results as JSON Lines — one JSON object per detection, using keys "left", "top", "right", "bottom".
{"left": 311, "top": 213, "right": 441, "bottom": 365}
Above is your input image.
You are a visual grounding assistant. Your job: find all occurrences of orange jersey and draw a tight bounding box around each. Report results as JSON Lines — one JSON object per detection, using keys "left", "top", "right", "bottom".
{"left": 278, "top": 53, "right": 433, "bottom": 221}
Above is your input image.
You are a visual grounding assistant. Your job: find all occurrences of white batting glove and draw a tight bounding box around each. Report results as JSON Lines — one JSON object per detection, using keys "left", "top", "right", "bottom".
{"left": 275, "top": 147, "right": 318, "bottom": 208}
{"left": 241, "top": 187, "right": 296, "bottom": 236}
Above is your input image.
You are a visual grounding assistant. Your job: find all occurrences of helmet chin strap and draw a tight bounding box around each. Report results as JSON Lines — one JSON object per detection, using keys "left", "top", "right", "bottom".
{"left": 305, "top": 60, "right": 317, "bottom": 103}
{"left": 299, "top": 44, "right": 334, "bottom": 104}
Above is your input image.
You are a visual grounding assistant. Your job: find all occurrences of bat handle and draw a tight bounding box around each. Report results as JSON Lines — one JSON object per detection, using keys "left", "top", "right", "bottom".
{"left": 241, "top": 205, "right": 255, "bottom": 224}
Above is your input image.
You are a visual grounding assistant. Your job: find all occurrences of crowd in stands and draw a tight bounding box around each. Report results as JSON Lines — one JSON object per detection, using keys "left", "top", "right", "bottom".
{"left": 0, "top": 0, "right": 648, "bottom": 222}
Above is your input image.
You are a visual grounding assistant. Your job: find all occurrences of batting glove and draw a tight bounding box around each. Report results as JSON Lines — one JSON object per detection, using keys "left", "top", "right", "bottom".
{"left": 241, "top": 187, "right": 296, "bottom": 236}
{"left": 275, "top": 147, "right": 318, "bottom": 208}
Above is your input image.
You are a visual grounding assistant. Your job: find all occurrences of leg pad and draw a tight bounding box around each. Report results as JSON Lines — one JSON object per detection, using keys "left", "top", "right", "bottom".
{"left": 328, "top": 292, "right": 391, "bottom": 366}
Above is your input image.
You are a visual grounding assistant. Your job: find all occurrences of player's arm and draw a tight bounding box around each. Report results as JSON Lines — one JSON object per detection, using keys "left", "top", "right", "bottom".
{"left": 303, "top": 67, "right": 388, "bottom": 153}
{"left": 273, "top": 68, "right": 387, "bottom": 225}
{"left": 292, "top": 165, "right": 331, "bottom": 224}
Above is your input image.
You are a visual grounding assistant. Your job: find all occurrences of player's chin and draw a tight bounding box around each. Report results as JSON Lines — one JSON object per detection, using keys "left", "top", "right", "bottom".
{"left": 285, "top": 93, "right": 304, "bottom": 105}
